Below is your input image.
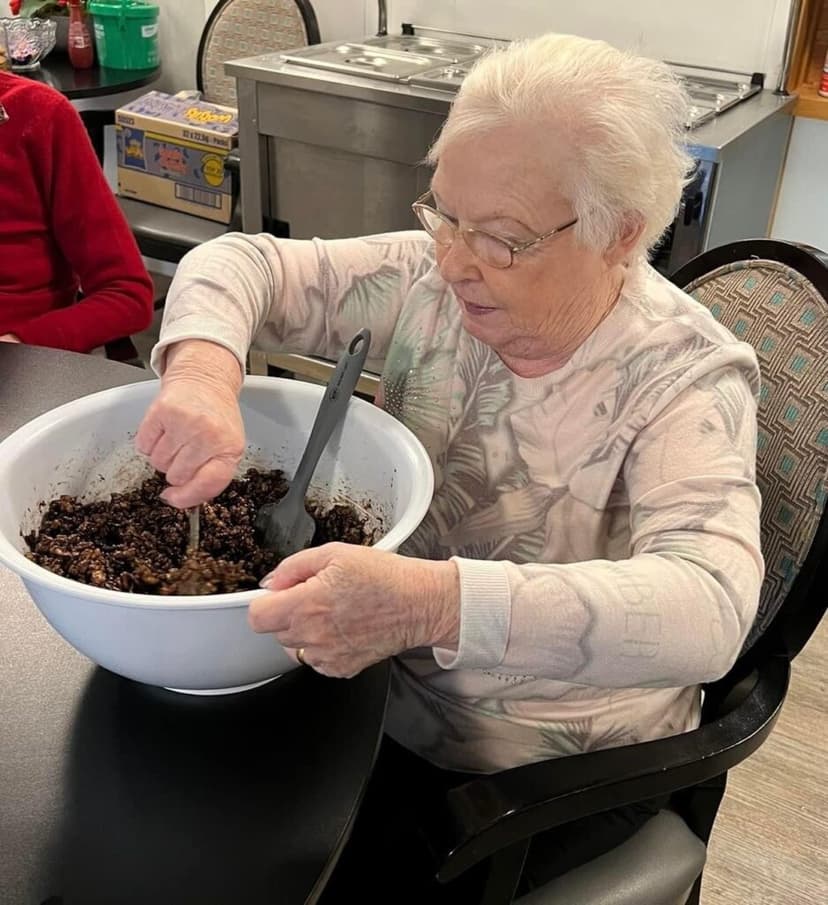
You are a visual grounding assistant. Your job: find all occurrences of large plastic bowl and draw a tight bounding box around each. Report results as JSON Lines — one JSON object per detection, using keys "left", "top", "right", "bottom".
{"left": 0, "top": 378, "right": 433, "bottom": 693}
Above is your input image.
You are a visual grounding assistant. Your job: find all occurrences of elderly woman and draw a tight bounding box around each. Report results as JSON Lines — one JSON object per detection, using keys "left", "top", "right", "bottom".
{"left": 137, "top": 33, "right": 762, "bottom": 900}
{"left": 0, "top": 71, "right": 153, "bottom": 351}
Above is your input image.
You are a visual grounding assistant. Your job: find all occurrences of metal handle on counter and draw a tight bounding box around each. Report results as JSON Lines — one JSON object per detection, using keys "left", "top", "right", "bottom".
{"left": 401, "top": 22, "right": 510, "bottom": 45}
{"left": 664, "top": 60, "right": 760, "bottom": 81}
{"left": 775, "top": 0, "right": 802, "bottom": 95}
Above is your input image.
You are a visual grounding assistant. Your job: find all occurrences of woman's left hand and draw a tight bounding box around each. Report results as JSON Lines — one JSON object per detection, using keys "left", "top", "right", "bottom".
{"left": 0, "top": 334, "right": 21, "bottom": 342}
{"left": 249, "top": 543, "right": 460, "bottom": 678}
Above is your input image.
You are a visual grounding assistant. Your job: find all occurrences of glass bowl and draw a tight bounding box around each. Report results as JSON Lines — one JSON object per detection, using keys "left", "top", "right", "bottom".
{"left": 0, "top": 21, "right": 9, "bottom": 72}
{"left": 0, "top": 17, "right": 57, "bottom": 71}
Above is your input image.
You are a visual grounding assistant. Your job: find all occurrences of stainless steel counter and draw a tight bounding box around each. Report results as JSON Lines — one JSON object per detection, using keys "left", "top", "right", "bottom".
{"left": 688, "top": 89, "right": 796, "bottom": 161}
{"left": 226, "top": 52, "right": 450, "bottom": 240}
{"left": 226, "top": 49, "right": 795, "bottom": 237}
{"left": 227, "top": 52, "right": 470, "bottom": 115}
{"left": 226, "top": 52, "right": 796, "bottom": 158}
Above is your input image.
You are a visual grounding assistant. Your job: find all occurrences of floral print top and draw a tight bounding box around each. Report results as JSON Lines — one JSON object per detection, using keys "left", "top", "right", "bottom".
{"left": 153, "top": 231, "right": 763, "bottom": 773}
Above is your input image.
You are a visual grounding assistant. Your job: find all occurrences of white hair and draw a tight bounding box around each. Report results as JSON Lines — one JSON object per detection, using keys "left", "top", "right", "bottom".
{"left": 427, "top": 33, "right": 694, "bottom": 258}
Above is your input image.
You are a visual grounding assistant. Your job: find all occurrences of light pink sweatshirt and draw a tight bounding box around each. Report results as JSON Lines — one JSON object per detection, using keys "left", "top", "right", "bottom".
{"left": 153, "top": 231, "right": 763, "bottom": 773}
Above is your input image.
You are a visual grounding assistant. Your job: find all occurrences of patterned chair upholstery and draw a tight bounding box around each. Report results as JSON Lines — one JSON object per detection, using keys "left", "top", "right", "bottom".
{"left": 682, "top": 256, "right": 828, "bottom": 650}
{"left": 198, "top": 0, "right": 321, "bottom": 108}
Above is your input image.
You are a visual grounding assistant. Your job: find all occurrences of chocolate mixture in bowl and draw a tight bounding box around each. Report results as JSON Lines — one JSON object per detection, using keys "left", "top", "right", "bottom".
{"left": 25, "top": 468, "right": 379, "bottom": 595}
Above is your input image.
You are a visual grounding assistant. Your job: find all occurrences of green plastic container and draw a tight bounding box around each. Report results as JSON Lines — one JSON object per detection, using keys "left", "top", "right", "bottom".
{"left": 88, "top": 1, "right": 160, "bottom": 70}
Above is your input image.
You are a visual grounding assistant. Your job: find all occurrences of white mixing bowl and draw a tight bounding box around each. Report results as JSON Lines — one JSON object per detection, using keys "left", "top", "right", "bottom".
{"left": 0, "top": 378, "right": 434, "bottom": 693}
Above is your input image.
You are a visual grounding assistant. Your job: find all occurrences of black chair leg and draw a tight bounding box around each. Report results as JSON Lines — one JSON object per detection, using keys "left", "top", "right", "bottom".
{"left": 675, "top": 774, "right": 727, "bottom": 844}
{"left": 79, "top": 110, "right": 115, "bottom": 166}
{"left": 478, "top": 839, "right": 530, "bottom": 905}
{"left": 684, "top": 873, "right": 703, "bottom": 904}
{"left": 104, "top": 336, "right": 143, "bottom": 367}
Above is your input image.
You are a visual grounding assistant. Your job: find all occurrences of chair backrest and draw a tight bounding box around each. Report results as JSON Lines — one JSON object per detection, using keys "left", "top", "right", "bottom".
{"left": 197, "top": 0, "right": 321, "bottom": 108}
{"left": 671, "top": 240, "right": 828, "bottom": 663}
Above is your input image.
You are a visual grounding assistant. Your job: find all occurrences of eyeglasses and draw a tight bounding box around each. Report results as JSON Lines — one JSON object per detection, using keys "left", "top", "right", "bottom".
{"left": 411, "top": 191, "right": 578, "bottom": 269}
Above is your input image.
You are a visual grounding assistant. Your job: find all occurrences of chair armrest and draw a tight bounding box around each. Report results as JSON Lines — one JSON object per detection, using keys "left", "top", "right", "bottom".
{"left": 426, "top": 655, "right": 789, "bottom": 883}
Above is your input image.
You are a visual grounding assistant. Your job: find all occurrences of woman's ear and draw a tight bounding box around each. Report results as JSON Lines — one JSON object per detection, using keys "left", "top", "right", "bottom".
{"left": 605, "top": 213, "right": 646, "bottom": 266}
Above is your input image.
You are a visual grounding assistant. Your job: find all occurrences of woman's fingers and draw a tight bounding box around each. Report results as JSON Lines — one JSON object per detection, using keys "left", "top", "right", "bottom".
{"left": 134, "top": 409, "right": 165, "bottom": 457}
{"left": 145, "top": 429, "right": 187, "bottom": 475}
{"left": 160, "top": 456, "right": 240, "bottom": 509}
{"left": 259, "top": 544, "right": 339, "bottom": 591}
{"left": 249, "top": 584, "right": 307, "bottom": 634}
{"left": 135, "top": 375, "right": 245, "bottom": 508}
{"left": 163, "top": 430, "right": 232, "bottom": 487}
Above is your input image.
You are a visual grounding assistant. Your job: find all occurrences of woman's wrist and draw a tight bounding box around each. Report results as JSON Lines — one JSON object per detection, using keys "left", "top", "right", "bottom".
{"left": 163, "top": 339, "right": 244, "bottom": 396}
{"left": 422, "top": 560, "right": 461, "bottom": 649}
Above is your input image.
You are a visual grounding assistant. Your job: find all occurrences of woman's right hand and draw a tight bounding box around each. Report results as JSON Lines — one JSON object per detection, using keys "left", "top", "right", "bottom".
{"left": 135, "top": 340, "right": 245, "bottom": 508}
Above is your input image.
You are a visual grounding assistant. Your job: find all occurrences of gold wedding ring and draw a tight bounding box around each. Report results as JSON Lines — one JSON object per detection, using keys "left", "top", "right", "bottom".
{"left": 296, "top": 647, "right": 307, "bottom": 666}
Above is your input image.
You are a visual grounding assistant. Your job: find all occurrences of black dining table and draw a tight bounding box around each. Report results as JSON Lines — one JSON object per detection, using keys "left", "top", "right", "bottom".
{"left": 0, "top": 345, "right": 390, "bottom": 905}
{"left": 22, "top": 52, "right": 161, "bottom": 162}
{"left": 26, "top": 53, "right": 160, "bottom": 102}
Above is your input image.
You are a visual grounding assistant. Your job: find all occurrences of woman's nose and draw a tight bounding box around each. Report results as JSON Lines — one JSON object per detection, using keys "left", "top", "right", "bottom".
{"left": 436, "top": 233, "right": 480, "bottom": 283}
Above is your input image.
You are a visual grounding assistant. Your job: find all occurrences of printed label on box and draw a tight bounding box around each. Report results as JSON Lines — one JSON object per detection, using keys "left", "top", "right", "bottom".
{"left": 118, "top": 127, "right": 230, "bottom": 192}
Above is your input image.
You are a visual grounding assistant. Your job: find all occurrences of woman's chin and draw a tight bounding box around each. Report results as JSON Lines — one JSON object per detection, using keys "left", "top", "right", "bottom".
{"left": 459, "top": 315, "right": 559, "bottom": 374}
{"left": 459, "top": 307, "right": 510, "bottom": 345}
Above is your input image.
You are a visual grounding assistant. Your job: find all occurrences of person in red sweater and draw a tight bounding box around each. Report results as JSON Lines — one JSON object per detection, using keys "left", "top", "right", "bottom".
{"left": 0, "top": 71, "right": 153, "bottom": 351}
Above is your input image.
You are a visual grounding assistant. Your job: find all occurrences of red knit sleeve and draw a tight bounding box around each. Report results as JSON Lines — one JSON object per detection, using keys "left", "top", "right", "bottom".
{"left": 13, "top": 95, "right": 154, "bottom": 352}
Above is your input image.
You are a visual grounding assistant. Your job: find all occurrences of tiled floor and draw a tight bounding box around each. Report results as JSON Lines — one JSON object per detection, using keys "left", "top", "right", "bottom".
{"left": 703, "top": 616, "right": 827, "bottom": 904}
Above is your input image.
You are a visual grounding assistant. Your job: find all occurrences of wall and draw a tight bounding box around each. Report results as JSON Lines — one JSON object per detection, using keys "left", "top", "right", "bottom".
{"left": 157, "top": 0, "right": 203, "bottom": 93}
{"left": 772, "top": 117, "right": 828, "bottom": 250}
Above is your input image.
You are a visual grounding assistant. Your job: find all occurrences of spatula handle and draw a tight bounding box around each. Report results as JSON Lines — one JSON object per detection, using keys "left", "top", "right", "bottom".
{"left": 288, "top": 329, "right": 372, "bottom": 500}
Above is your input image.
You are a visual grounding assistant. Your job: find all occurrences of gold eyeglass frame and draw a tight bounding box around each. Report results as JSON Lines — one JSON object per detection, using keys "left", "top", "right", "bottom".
{"left": 411, "top": 191, "right": 578, "bottom": 269}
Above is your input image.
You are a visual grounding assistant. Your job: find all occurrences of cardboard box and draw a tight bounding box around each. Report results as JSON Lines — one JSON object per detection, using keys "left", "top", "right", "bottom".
{"left": 115, "top": 91, "right": 239, "bottom": 224}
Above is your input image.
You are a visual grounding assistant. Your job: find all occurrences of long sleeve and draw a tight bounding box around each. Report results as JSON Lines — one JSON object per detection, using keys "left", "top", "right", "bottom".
{"left": 13, "top": 97, "right": 153, "bottom": 352}
{"left": 435, "top": 362, "right": 763, "bottom": 688}
{"left": 151, "top": 230, "right": 434, "bottom": 374}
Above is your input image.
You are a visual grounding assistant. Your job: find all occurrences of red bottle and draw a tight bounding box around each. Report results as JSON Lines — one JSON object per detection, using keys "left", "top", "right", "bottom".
{"left": 820, "top": 48, "right": 828, "bottom": 99}
{"left": 67, "top": 0, "right": 95, "bottom": 70}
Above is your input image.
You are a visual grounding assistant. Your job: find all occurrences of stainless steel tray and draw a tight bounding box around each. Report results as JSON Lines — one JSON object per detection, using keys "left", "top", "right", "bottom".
{"left": 280, "top": 42, "right": 442, "bottom": 81}
{"left": 364, "top": 34, "right": 486, "bottom": 63}
{"left": 685, "top": 105, "right": 717, "bottom": 129}
{"left": 408, "top": 63, "right": 475, "bottom": 92}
